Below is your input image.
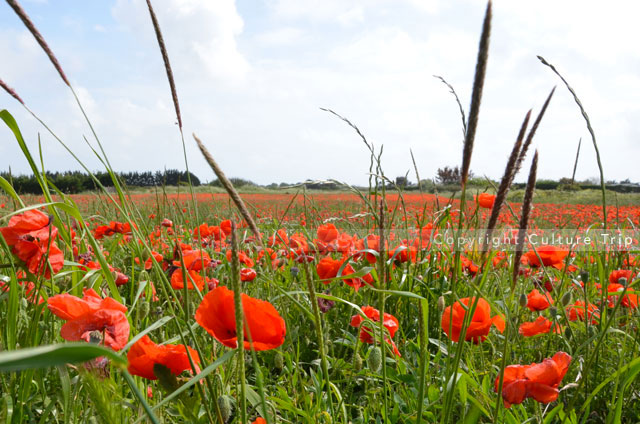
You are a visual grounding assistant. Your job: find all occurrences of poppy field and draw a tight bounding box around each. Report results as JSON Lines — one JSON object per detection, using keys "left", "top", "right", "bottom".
{"left": 2, "top": 1, "right": 640, "bottom": 423}
{"left": 2, "top": 185, "right": 640, "bottom": 423}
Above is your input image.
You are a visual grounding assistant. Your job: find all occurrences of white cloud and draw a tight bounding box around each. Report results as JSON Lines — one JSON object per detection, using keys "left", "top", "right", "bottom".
{"left": 111, "top": 0, "right": 250, "bottom": 83}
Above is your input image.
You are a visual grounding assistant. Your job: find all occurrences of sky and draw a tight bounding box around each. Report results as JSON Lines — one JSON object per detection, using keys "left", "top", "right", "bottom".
{"left": 1, "top": 0, "right": 639, "bottom": 186}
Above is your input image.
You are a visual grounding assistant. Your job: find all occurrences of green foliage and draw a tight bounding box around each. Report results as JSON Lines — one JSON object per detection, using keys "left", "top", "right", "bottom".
{"left": 0, "top": 169, "right": 201, "bottom": 194}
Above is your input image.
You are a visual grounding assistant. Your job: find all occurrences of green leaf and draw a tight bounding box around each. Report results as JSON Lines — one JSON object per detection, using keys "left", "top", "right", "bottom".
{"left": 0, "top": 343, "right": 127, "bottom": 371}
{"left": 0, "top": 176, "right": 24, "bottom": 208}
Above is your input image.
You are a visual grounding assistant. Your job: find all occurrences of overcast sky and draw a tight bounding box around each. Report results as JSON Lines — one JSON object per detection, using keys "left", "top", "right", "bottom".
{"left": 1, "top": 0, "right": 639, "bottom": 186}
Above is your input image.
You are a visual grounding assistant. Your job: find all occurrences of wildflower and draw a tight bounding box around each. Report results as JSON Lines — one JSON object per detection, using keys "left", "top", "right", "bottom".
{"left": 566, "top": 300, "right": 599, "bottom": 323}
{"left": 477, "top": 193, "right": 496, "bottom": 209}
{"left": 519, "top": 316, "right": 560, "bottom": 337}
{"left": 316, "top": 256, "right": 341, "bottom": 282}
{"left": 526, "top": 289, "right": 553, "bottom": 311}
{"left": 522, "top": 246, "right": 569, "bottom": 270}
{"left": 170, "top": 269, "right": 205, "bottom": 291}
{"left": 495, "top": 352, "right": 571, "bottom": 408}
{"left": 47, "top": 288, "right": 130, "bottom": 350}
{"left": 441, "top": 297, "right": 505, "bottom": 343}
{"left": 127, "top": 335, "right": 200, "bottom": 380}
{"left": 601, "top": 283, "right": 639, "bottom": 309}
{"left": 195, "top": 286, "right": 286, "bottom": 350}
{"left": 240, "top": 268, "right": 257, "bottom": 282}
{"left": 609, "top": 269, "right": 633, "bottom": 285}
{"left": 350, "top": 306, "right": 401, "bottom": 356}
{"left": 0, "top": 209, "right": 64, "bottom": 277}
{"left": 317, "top": 290, "right": 335, "bottom": 313}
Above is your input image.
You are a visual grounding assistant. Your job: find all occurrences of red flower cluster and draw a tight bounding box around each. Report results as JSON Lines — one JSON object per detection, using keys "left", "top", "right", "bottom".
{"left": 495, "top": 352, "right": 571, "bottom": 408}
{"left": 350, "top": 306, "right": 401, "bottom": 356}
{"left": 0, "top": 209, "right": 64, "bottom": 278}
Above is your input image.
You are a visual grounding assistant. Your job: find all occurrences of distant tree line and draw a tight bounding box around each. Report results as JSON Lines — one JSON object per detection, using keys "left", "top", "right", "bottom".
{"left": 1, "top": 170, "right": 201, "bottom": 194}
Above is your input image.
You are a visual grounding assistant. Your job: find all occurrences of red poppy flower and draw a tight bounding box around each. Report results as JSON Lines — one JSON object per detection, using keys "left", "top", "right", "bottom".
{"left": 174, "top": 249, "right": 211, "bottom": 271}
{"left": 317, "top": 223, "right": 338, "bottom": 244}
{"left": 518, "top": 316, "right": 560, "bottom": 337}
{"left": 252, "top": 419, "right": 266, "bottom": 424}
{"left": 127, "top": 335, "right": 200, "bottom": 380}
{"left": 522, "top": 246, "right": 569, "bottom": 270}
{"left": 477, "top": 193, "right": 496, "bottom": 209}
{"left": 220, "top": 220, "right": 232, "bottom": 237}
{"left": 316, "top": 256, "right": 371, "bottom": 291}
{"left": 566, "top": 300, "right": 599, "bottom": 323}
{"left": 316, "top": 256, "right": 341, "bottom": 282}
{"left": 161, "top": 218, "right": 173, "bottom": 228}
{"left": 47, "top": 288, "right": 130, "bottom": 351}
{"left": 495, "top": 351, "right": 571, "bottom": 408}
{"left": 526, "top": 289, "right": 553, "bottom": 311}
{"left": 195, "top": 286, "right": 286, "bottom": 351}
{"left": 441, "top": 297, "right": 505, "bottom": 343}
{"left": 144, "top": 251, "right": 164, "bottom": 270}
{"left": 226, "top": 250, "right": 255, "bottom": 267}
{"left": 171, "top": 269, "right": 205, "bottom": 291}
{"left": 0, "top": 209, "right": 64, "bottom": 277}
{"left": 601, "top": 283, "right": 639, "bottom": 308}
{"left": 350, "top": 306, "right": 401, "bottom": 356}
{"left": 240, "top": 268, "right": 257, "bottom": 282}
{"left": 609, "top": 269, "right": 633, "bottom": 285}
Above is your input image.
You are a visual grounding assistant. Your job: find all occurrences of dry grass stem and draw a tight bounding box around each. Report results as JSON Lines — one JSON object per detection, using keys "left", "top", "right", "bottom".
{"left": 0, "top": 78, "right": 24, "bottom": 105}
{"left": 145, "top": 0, "right": 182, "bottom": 129}
{"left": 460, "top": 1, "right": 491, "bottom": 185}
{"left": 6, "top": 0, "right": 70, "bottom": 86}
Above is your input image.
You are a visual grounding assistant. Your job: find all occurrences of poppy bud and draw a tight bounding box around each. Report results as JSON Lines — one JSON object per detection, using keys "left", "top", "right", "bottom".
{"left": 549, "top": 306, "right": 557, "bottom": 317}
{"left": 217, "top": 395, "right": 233, "bottom": 423}
{"left": 354, "top": 352, "right": 363, "bottom": 371}
{"left": 561, "top": 292, "right": 572, "bottom": 307}
{"left": 519, "top": 293, "right": 528, "bottom": 308}
{"left": 580, "top": 270, "right": 589, "bottom": 282}
{"left": 274, "top": 351, "right": 284, "bottom": 372}
{"left": 139, "top": 301, "right": 150, "bottom": 320}
{"left": 564, "top": 327, "right": 573, "bottom": 340}
{"left": 618, "top": 277, "right": 628, "bottom": 286}
{"left": 437, "top": 296, "right": 445, "bottom": 312}
{"left": 367, "top": 346, "right": 382, "bottom": 373}
{"left": 154, "top": 306, "right": 163, "bottom": 317}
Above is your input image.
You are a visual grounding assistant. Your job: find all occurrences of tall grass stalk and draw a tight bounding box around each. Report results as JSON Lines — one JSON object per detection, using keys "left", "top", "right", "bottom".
{"left": 571, "top": 138, "right": 582, "bottom": 185}
{"left": 230, "top": 222, "right": 247, "bottom": 424}
{"left": 537, "top": 55, "right": 607, "bottom": 228}
{"left": 301, "top": 254, "right": 335, "bottom": 418}
{"left": 512, "top": 151, "right": 538, "bottom": 286}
